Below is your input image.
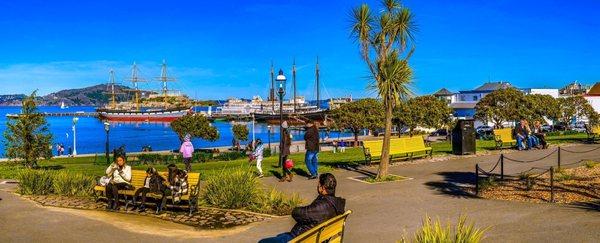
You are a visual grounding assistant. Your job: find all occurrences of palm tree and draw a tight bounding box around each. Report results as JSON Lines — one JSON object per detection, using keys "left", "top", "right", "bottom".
{"left": 350, "top": 0, "right": 416, "bottom": 178}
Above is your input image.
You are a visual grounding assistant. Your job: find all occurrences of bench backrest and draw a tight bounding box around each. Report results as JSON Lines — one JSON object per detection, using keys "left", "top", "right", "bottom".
{"left": 364, "top": 137, "right": 429, "bottom": 156}
{"left": 130, "top": 170, "right": 201, "bottom": 190}
{"left": 363, "top": 140, "right": 384, "bottom": 156}
{"left": 493, "top": 128, "right": 514, "bottom": 142}
{"left": 403, "top": 136, "right": 428, "bottom": 151}
{"left": 289, "top": 210, "right": 352, "bottom": 243}
{"left": 592, "top": 125, "right": 600, "bottom": 134}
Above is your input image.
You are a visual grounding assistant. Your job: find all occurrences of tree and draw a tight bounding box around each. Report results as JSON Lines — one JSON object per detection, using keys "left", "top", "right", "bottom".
{"left": 351, "top": 0, "right": 417, "bottom": 179}
{"left": 523, "top": 94, "right": 560, "bottom": 123}
{"left": 474, "top": 88, "right": 528, "bottom": 128}
{"left": 3, "top": 91, "right": 53, "bottom": 168}
{"left": 331, "top": 98, "right": 384, "bottom": 146}
{"left": 557, "top": 96, "right": 599, "bottom": 127}
{"left": 394, "top": 95, "right": 453, "bottom": 135}
{"left": 170, "top": 114, "right": 219, "bottom": 142}
{"left": 232, "top": 124, "right": 249, "bottom": 150}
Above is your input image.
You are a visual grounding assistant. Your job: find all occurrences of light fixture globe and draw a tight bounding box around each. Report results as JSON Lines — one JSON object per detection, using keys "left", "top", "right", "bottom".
{"left": 275, "top": 69, "right": 286, "bottom": 88}
{"left": 103, "top": 121, "right": 110, "bottom": 132}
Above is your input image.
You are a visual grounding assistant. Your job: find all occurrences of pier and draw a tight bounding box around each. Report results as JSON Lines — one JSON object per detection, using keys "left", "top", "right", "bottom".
{"left": 6, "top": 112, "right": 99, "bottom": 118}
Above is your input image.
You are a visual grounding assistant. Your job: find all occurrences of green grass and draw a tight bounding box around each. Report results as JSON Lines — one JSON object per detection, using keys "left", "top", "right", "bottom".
{"left": 364, "top": 174, "right": 408, "bottom": 183}
{"left": 0, "top": 133, "right": 590, "bottom": 180}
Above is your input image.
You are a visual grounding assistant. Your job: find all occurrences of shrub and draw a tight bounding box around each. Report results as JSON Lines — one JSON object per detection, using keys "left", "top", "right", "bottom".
{"left": 16, "top": 169, "right": 54, "bottom": 195}
{"left": 53, "top": 171, "right": 95, "bottom": 197}
{"left": 215, "top": 151, "right": 246, "bottom": 161}
{"left": 250, "top": 188, "right": 303, "bottom": 216}
{"left": 585, "top": 160, "right": 599, "bottom": 169}
{"left": 400, "top": 215, "right": 488, "bottom": 243}
{"left": 365, "top": 174, "right": 407, "bottom": 183}
{"left": 477, "top": 176, "right": 497, "bottom": 191}
{"left": 201, "top": 168, "right": 261, "bottom": 209}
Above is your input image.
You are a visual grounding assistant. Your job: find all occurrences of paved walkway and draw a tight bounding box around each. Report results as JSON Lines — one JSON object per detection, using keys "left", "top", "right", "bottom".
{"left": 2, "top": 144, "right": 600, "bottom": 242}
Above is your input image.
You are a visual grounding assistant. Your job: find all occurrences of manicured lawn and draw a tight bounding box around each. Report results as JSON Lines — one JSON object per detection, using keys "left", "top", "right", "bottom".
{"left": 0, "top": 133, "right": 590, "bottom": 180}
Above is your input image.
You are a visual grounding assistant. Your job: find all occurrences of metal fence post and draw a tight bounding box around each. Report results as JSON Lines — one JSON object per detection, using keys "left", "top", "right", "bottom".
{"left": 550, "top": 166, "right": 555, "bottom": 203}
{"left": 475, "top": 164, "right": 479, "bottom": 196}
{"left": 500, "top": 154, "right": 504, "bottom": 180}
{"left": 557, "top": 147, "right": 561, "bottom": 170}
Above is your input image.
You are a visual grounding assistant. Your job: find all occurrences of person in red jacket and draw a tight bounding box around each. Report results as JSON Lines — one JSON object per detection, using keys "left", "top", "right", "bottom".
{"left": 259, "top": 173, "right": 346, "bottom": 243}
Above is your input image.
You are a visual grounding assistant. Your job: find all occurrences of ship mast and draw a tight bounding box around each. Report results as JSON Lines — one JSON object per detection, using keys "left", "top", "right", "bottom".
{"left": 109, "top": 69, "right": 117, "bottom": 109}
{"left": 270, "top": 61, "right": 275, "bottom": 112}
{"left": 128, "top": 62, "right": 146, "bottom": 111}
{"left": 315, "top": 57, "right": 320, "bottom": 110}
{"left": 292, "top": 59, "right": 297, "bottom": 113}
{"left": 155, "top": 60, "right": 177, "bottom": 108}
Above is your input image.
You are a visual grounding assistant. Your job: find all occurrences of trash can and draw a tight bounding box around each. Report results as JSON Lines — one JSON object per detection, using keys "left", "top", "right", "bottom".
{"left": 452, "top": 119, "right": 476, "bottom": 155}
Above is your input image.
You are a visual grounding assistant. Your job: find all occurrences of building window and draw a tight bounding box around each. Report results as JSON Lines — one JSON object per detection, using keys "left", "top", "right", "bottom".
{"left": 473, "top": 95, "right": 478, "bottom": 101}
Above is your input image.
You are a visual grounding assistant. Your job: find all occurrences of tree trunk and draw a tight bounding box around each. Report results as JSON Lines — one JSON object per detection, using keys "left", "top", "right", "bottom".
{"left": 377, "top": 104, "right": 393, "bottom": 179}
{"left": 353, "top": 131, "right": 359, "bottom": 148}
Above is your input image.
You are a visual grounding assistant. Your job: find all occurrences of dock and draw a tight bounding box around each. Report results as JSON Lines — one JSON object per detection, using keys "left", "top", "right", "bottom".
{"left": 6, "top": 112, "right": 99, "bottom": 118}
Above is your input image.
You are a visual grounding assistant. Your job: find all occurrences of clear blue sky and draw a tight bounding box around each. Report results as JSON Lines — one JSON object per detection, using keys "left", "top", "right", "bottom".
{"left": 0, "top": 0, "right": 599, "bottom": 99}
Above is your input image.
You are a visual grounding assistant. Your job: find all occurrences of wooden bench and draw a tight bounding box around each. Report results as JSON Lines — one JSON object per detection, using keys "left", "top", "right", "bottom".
{"left": 493, "top": 128, "right": 516, "bottom": 150}
{"left": 93, "top": 170, "right": 201, "bottom": 216}
{"left": 585, "top": 124, "right": 600, "bottom": 143}
{"left": 289, "top": 210, "right": 352, "bottom": 243}
{"left": 362, "top": 137, "right": 433, "bottom": 165}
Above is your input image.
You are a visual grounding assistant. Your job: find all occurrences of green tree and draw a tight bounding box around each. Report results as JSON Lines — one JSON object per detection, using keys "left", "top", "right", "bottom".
{"left": 351, "top": 0, "right": 417, "bottom": 178}
{"left": 474, "top": 88, "right": 528, "bottom": 128}
{"left": 523, "top": 94, "right": 560, "bottom": 123}
{"left": 331, "top": 98, "right": 384, "bottom": 146}
{"left": 557, "top": 96, "right": 599, "bottom": 127}
{"left": 394, "top": 96, "right": 453, "bottom": 136}
{"left": 170, "top": 114, "right": 219, "bottom": 142}
{"left": 3, "top": 91, "right": 53, "bottom": 168}
{"left": 232, "top": 124, "right": 249, "bottom": 150}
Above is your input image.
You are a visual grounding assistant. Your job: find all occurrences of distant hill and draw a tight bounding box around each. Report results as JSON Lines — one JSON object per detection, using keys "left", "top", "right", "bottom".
{"left": 0, "top": 84, "right": 156, "bottom": 106}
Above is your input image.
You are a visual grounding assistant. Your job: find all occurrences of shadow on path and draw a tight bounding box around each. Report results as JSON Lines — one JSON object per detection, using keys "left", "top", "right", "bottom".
{"left": 424, "top": 171, "right": 477, "bottom": 198}
{"left": 568, "top": 200, "right": 600, "bottom": 212}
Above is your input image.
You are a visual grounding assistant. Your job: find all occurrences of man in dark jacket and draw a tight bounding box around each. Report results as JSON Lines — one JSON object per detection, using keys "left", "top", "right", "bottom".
{"left": 259, "top": 173, "right": 346, "bottom": 243}
{"left": 304, "top": 121, "right": 320, "bottom": 179}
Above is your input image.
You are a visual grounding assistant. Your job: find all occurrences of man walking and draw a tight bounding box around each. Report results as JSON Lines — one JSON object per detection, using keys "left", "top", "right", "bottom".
{"left": 304, "top": 120, "right": 320, "bottom": 179}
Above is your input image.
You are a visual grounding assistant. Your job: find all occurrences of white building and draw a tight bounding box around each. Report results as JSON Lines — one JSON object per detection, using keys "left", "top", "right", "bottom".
{"left": 522, "top": 88, "right": 560, "bottom": 98}
{"left": 584, "top": 83, "right": 600, "bottom": 113}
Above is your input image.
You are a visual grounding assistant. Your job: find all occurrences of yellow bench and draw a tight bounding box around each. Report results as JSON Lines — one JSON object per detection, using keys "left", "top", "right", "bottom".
{"left": 493, "top": 128, "right": 516, "bottom": 149}
{"left": 585, "top": 124, "right": 600, "bottom": 143}
{"left": 290, "top": 210, "right": 352, "bottom": 243}
{"left": 94, "top": 170, "right": 201, "bottom": 215}
{"left": 362, "top": 137, "right": 433, "bottom": 165}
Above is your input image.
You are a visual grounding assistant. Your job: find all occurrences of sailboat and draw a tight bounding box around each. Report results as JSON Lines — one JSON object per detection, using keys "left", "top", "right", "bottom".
{"left": 96, "top": 61, "right": 192, "bottom": 122}
{"left": 252, "top": 58, "right": 328, "bottom": 124}
{"left": 60, "top": 101, "right": 68, "bottom": 109}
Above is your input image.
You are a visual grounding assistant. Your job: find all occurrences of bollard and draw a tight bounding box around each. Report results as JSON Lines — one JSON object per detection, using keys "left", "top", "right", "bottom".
{"left": 557, "top": 147, "right": 561, "bottom": 170}
{"left": 550, "top": 166, "right": 555, "bottom": 203}
{"left": 475, "top": 164, "right": 479, "bottom": 196}
{"left": 500, "top": 154, "right": 504, "bottom": 180}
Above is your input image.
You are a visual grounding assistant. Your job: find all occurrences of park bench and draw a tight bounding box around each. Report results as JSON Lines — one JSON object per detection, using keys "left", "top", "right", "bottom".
{"left": 362, "top": 137, "right": 433, "bottom": 165}
{"left": 585, "top": 124, "right": 600, "bottom": 143}
{"left": 493, "top": 128, "right": 516, "bottom": 150}
{"left": 93, "top": 170, "right": 201, "bottom": 216}
{"left": 289, "top": 210, "right": 352, "bottom": 243}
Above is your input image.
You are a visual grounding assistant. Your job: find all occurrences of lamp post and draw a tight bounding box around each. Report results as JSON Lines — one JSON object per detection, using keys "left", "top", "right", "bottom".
{"left": 267, "top": 125, "right": 272, "bottom": 151}
{"left": 276, "top": 69, "right": 286, "bottom": 167}
{"left": 72, "top": 117, "right": 79, "bottom": 156}
{"left": 103, "top": 121, "right": 110, "bottom": 164}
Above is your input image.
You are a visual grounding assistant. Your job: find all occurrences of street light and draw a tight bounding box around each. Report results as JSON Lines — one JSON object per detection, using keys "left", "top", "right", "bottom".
{"left": 72, "top": 117, "right": 79, "bottom": 156}
{"left": 103, "top": 121, "right": 110, "bottom": 164}
{"left": 276, "top": 69, "right": 286, "bottom": 167}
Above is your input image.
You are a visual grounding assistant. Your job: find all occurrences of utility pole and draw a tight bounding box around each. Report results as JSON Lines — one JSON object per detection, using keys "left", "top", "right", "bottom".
{"left": 316, "top": 57, "right": 320, "bottom": 109}
{"left": 293, "top": 59, "right": 297, "bottom": 113}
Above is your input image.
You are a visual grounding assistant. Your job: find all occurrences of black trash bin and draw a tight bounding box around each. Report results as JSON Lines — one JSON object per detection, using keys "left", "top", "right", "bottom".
{"left": 452, "top": 119, "right": 476, "bottom": 155}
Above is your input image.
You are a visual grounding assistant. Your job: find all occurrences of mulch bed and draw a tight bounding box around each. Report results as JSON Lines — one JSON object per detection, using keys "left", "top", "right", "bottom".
{"left": 22, "top": 195, "right": 272, "bottom": 229}
{"left": 479, "top": 164, "right": 600, "bottom": 204}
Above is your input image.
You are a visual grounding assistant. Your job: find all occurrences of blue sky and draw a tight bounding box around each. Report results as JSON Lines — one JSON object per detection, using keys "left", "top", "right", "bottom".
{"left": 0, "top": 0, "right": 599, "bottom": 99}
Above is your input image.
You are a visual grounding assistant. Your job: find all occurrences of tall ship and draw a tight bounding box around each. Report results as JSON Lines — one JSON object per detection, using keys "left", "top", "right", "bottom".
{"left": 97, "top": 61, "right": 192, "bottom": 122}
{"left": 252, "top": 59, "right": 328, "bottom": 123}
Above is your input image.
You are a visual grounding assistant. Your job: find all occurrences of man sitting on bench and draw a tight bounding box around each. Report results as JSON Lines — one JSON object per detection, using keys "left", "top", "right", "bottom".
{"left": 259, "top": 173, "right": 346, "bottom": 243}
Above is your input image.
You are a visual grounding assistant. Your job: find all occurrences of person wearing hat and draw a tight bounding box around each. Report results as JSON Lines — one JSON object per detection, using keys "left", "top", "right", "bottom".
{"left": 280, "top": 121, "right": 293, "bottom": 182}
{"left": 179, "top": 134, "right": 194, "bottom": 172}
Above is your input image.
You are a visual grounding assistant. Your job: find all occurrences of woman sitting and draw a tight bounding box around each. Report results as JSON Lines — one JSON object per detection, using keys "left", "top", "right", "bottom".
{"left": 105, "top": 151, "right": 132, "bottom": 210}
{"left": 157, "top": 164, "right": 189, "bottom": 213}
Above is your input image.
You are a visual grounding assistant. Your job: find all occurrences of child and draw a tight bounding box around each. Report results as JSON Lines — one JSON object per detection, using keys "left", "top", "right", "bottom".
{"left": 339, "top": 140, "right": 346, "bottom": 153}
{"left": 251, "top": 138, "right": 265, "bottom": 178}
{"left": 133, "top": 167, "right": 166, "bottom": 212}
